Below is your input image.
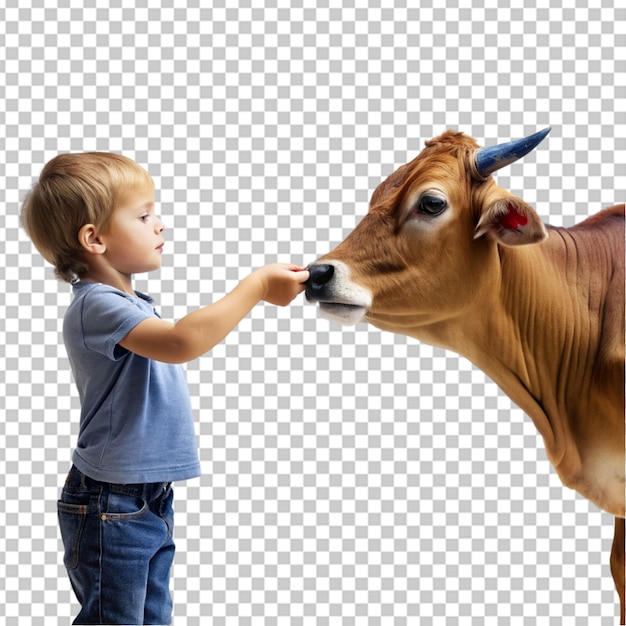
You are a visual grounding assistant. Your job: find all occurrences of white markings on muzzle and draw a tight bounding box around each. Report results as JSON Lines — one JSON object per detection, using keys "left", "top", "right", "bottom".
{"left": 316, "top": 260, "right": 372, "bottom": 326}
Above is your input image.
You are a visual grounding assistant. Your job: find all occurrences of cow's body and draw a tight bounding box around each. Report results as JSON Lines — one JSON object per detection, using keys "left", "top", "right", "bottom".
{"left": 502, "top": 208, "right": 624, "bottom": 516}
{"left": 391, "top": 205, "right": 624, "bottom": 517}
{"left": 306, "top": 130, "right": 625, "bottom": 620}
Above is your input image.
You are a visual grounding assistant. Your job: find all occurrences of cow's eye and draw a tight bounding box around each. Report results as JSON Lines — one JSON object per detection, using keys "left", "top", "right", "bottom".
{"left": 419, "top": 195, "right": 447, "bottom": 216}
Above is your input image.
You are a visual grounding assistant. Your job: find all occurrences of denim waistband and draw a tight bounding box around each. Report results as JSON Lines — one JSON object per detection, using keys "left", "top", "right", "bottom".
{"left": 64, "top": 464, "right": 171, "bottom": 501}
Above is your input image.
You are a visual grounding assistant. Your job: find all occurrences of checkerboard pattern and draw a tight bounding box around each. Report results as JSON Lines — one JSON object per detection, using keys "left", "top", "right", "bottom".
{"left": 1, "top": 0, "right": 623, "bottom": 623}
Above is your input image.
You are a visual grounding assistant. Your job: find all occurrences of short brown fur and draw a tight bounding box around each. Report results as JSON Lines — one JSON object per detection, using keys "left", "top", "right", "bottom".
{"left": 311, "top": 131, "right": 625, "bottom": 620}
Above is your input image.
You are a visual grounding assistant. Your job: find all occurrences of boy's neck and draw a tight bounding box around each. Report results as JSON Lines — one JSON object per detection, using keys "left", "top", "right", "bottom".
{"left": 79, "top": 269, "right": 136, "bottom": 296}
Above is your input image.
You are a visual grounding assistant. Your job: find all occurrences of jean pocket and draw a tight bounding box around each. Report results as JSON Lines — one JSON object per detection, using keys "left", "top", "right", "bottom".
{"left": 57, "top": 501, "right": 88, "bottom": 571}
{"left": 103, "top": 490, "right": 148, "bottom": 522}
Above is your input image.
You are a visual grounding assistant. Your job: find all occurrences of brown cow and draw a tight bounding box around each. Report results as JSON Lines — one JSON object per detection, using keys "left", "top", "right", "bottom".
{"left": 305, "top": 129, "right": 625, "bottom": 621}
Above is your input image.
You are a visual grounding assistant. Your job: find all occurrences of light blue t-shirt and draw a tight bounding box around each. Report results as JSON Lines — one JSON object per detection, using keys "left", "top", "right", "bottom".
{"left": 63, "top": 281, "right": 201, "bottom": 484}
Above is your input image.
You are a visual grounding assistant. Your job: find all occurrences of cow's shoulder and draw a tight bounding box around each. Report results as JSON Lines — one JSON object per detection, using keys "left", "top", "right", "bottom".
{"left": 571, "top": 203, "right": 625, "bottom": 232}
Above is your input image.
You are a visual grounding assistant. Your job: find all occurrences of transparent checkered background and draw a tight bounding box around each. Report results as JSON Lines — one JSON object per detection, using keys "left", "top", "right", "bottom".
{"left": 1, "top": 0, "right": 624, "bottom": 624}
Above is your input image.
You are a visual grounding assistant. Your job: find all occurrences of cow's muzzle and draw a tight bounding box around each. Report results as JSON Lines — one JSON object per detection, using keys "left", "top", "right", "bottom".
{"left": 305, "top": 262, "right": 372, "bottom": 325}
{"left": 305, "top": 264, "right": 334, "bottom": 296}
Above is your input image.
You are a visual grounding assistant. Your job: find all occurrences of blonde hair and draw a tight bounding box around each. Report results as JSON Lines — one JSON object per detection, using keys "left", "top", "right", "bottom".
{"left": 21, "top": 152, "right": 154, "bottom": 282}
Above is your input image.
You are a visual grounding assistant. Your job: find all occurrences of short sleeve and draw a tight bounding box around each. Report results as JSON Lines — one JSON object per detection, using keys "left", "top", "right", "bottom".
{"left": 80, "top": 287, "right": 155, "bottom": 360}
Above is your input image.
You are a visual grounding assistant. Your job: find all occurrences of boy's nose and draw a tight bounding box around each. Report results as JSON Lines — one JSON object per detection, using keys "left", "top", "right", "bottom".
{"left": 156, "top": 217, "right": 165, "bottom": 232}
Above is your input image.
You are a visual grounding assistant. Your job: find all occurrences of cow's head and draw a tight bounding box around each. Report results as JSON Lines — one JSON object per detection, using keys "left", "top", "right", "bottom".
{"left": 306, "top": 128, "right": 550, "bottom": 333}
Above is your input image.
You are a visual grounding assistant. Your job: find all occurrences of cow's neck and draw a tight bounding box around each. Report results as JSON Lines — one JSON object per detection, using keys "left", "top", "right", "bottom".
{"left": 407, "top": 236, "right": 593, "bottom": 481}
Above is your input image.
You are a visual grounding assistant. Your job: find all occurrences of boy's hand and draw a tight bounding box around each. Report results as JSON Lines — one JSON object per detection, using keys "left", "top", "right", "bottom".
{"left": 254, "top": 263, "right": 310, "bottom": 306}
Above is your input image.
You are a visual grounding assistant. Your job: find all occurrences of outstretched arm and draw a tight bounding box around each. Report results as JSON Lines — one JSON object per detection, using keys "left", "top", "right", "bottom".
{"left": 119, "top": 264, "right": 309, "bottom": 363}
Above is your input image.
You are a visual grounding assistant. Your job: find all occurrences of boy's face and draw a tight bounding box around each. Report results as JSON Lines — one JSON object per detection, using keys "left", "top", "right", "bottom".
{"left": 102, "top": 186, "right": 165, "bottom": 276}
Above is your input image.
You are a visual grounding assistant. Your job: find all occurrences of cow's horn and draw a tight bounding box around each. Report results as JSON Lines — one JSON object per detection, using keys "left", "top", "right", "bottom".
{"left": 474, "top": 127, "right": 551, "bottom": 178}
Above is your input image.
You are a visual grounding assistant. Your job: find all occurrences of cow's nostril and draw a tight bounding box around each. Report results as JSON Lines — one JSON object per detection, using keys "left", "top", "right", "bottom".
{"left": 306, "top": 264, "right": 334, "bottom": 288}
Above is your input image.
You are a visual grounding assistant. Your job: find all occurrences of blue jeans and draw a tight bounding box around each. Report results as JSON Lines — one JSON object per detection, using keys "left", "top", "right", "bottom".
{"left": 58, "top": 465, "right": 175, "bottom": 625}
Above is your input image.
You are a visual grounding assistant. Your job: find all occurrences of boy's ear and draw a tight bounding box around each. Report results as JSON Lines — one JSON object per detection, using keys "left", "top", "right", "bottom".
{"left": 474, "top": 195, "right": 547, "bottom": 246}
{"left": 78, "top": 224, "right": 106, "bottom": 255}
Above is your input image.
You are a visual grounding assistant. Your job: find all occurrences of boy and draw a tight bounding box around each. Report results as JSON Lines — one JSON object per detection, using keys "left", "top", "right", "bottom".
{"left": 20, "top": 152, "right": 310, "bottom": 625}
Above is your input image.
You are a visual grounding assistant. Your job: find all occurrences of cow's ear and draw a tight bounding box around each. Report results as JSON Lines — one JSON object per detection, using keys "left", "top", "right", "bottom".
{"left": 474, "top": 196, "right": 547, "bottom": 246}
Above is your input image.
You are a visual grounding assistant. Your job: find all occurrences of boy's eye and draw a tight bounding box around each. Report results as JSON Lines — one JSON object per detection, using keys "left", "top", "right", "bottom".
{"left": 140, "top": 214, "right": 150, "bottom": 222}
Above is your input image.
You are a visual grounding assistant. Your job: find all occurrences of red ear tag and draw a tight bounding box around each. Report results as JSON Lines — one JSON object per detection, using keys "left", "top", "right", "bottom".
{"left": 500, "top": 203, "right": 528, "bottom": 230}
